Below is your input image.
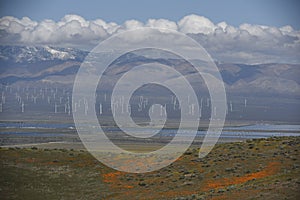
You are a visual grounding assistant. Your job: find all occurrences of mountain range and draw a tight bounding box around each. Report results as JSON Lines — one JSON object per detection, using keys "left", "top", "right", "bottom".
{"left": 0, "top": 45, "right": 299, "bottom": 98}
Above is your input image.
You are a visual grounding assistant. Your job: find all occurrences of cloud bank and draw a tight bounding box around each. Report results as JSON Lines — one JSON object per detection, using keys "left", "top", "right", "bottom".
{"left": 0, "top": 14, "right": 299, "bottom": 64}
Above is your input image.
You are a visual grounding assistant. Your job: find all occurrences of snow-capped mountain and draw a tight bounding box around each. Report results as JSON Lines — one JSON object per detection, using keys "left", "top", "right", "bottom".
{"left": 0, "top": 45, "right": 88, "bottom": 63}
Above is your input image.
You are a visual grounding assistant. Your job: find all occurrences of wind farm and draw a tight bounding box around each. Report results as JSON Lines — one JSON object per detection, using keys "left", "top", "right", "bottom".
{"left": 0, "top": 1, "right": 300, "bottom": 198}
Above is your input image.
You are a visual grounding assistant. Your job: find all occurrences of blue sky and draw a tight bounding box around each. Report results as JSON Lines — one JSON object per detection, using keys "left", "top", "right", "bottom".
{"left": 0, "top": 0, "right": 299, "bottom": 29}
{"left": 1, "top": 0, "right": 299, "bottom": 64}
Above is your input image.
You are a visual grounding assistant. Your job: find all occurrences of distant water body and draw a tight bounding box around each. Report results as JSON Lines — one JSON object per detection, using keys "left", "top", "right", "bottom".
{"left": 0, "top": 122, "right": 299, "bottom": 140}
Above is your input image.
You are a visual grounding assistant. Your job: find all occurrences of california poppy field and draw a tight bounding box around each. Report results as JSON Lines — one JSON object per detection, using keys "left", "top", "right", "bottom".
{"left": 1, "top": 136, "right": 299, "bottom": 200}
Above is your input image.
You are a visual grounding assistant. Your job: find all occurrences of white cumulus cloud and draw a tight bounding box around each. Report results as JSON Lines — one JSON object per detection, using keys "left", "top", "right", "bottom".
{"left": 178, "top": 14, "right": 216, "bottom": 34}
{"left": 146, "top": 19, "right": 178, "bottom": 30}
{"left": 0, "top": 14, "right": 299, "bottom": 64}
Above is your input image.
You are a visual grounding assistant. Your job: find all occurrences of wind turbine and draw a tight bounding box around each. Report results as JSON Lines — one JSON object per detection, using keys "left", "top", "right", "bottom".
{"left": 138, "top": 96, "right": 143, "bottom": 112}
{"left": 213, "top": 106, "right": 217, "bottom": 117}
{"left": 200, "top": 98, "right": 203, "bottom": 109}
{"left": 21, "top": 101, "right": 25, "bottom": 113}
{"left": 84, "top": 98, "right": 88, "bottom": 115}
{"left": 164, "top": 104, "right": 167, "bottom": 116}
{"left": 191, "top": 103, "right": 195, "bottom": 116}
{"left": 74, "top": 102, "right": 77, "bottom": 113}
{"left": 33, "top": 96, "right": 37, "bottom": 104}
{"left": 199, "top": 106, "right": 202, "bottom": 118}
{"left": 1, "top": 92, "right": 5, "bottom": 104}
{"left": 120, "top": 96, "right": 124, "bottom": 114}
{"left": 127, "top": 104, "right": 131, "bottom": 114}
{"left": 67, "top": 103, "right": 71, "bottom": 115}
{"left": 160, "top": 104, "right": 163, "bottom": 116}
{"left": 99, "top": 103, "right": 103, "bottom": 115}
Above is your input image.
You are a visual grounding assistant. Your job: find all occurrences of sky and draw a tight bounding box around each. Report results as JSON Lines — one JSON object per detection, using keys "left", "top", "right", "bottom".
{"left": 0, "top": 0, "right": 300, "bottom": 29}
{"left": 0, "top": 0, "right": 299, "bottom": 64}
